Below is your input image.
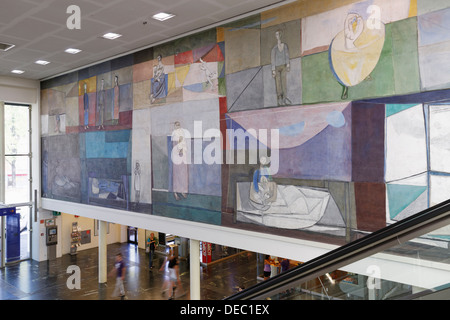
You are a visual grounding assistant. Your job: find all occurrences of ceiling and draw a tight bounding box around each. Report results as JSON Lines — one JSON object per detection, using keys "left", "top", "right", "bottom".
{"left": 0, "top": 0, "right": 292, "bottom": 81}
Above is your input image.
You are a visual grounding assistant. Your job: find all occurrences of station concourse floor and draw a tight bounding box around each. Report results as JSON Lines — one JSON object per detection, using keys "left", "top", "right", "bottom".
{"left": 0, "top": 243, "right": 259, "bottom": 300}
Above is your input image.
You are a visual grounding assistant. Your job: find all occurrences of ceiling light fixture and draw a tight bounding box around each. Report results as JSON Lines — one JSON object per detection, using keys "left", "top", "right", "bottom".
{"left": 65, "top": 48, "right": 82, "bottom": 54}
{"left": 0, "top": 42, "right": 15, "bottom": 52}
{"left": 102, "top": 32, "right": 122, "bottom": 40}
{"left": 152, "top": 12, "right": 175, "bottom": 21}
{"left": 11, "top": 69, "right": 24, "bottom": 74}
{"left": 35, "top": 60, "right": 50, "bottom": 65}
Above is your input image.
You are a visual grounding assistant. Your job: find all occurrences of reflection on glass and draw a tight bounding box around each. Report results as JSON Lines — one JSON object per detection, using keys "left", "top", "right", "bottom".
{"left": 5, "top": 156, "right": 30, "bottom": 204}
{"left": 5, "top": 104, "right": 30, "bottom": 155}
{"left": 17, "top": 206, "right": 30, "bottom": 261}
{"left": 267, "top": 224, "right": 450, "bottom": 300}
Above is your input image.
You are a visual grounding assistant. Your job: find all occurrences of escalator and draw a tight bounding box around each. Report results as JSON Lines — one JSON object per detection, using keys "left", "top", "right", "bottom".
{"left": 225, "top": 199, "right": 450, "bottom": 300}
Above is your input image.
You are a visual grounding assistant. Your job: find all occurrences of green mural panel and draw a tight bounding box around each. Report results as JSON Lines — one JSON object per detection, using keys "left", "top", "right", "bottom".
{"left": 302, "top": 19, "right": 421, "bottom": 104}
{"left": 301, "top": 51, "right": 343, "bottom": 104}
{"left": 391, "top": 17, "right": 421, "bottom": 95}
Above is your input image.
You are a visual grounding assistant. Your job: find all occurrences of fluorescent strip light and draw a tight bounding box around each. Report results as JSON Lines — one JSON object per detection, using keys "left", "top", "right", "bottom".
{"left": 11, "top": 69, "right": 24, "bottom": 74}
{"left": 325, "top": 273, "right": 335, "bottom": 284}
{"left": 152, "top": 12, "right": 175, "bottom": 21}
{"left": 102, "top": 32, "right": 122, "bottom": 40}
{"left": 65, "top": 48, "right": 82, "bottom": 54}
{"left": 35, "top": 60, "right": 50, "bottom": 65}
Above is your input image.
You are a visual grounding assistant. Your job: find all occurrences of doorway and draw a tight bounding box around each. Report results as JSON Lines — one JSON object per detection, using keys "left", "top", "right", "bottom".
{"left": 127, "top": 226, "right": 138, "bottom": 245}
{"left": 2, "top": 103, "right": 32, "bottom": 264}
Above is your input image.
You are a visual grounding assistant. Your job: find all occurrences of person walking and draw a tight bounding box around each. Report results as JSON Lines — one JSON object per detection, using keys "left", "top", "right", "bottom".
{"left": 264, "top": 255, "right": 273, "bottom": 280}
{"left": 147, "top": 233, "right": 157, "bottom": 270}
{"left": 110, "top": 252, "right": 126, "bottom": 300}
{"left": 167, "top": 255, "right": 181, "bottom": 300}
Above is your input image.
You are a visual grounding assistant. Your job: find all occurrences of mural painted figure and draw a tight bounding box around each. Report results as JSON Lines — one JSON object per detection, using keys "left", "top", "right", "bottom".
{"left": 112, "top": 75, "right": 120, "bottom": 125}
{"left": 329, "top": 12, "right": 385, "bottom": 99}
{"left": 200, "top": 58, "right": 217, "bottom": 90}
{"left": 83, "top": 82, "right": 89, "bottom": 129}
{"left": 271, "top": 30, "right": 291, "bottom": 106}
{"left": 250, "top": 156, "right": 277, "bottom": 211}
{"left": 134, "top": 161, "right": 141, "bottom": 208}
{"left": 150, "top": 54, "right": 167, "bottom": 103}
{"left": 97, "top": 78, "right": 105, "bottom": 129}
{"left": 171, "top": 121, "right": 189, "bottom": 201}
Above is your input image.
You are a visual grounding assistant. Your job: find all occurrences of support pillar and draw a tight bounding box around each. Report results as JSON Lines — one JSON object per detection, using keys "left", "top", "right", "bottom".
{"left": 98, "top": 220, "right": 107, "bottom": 283}
{"left": 190, "top": 239, "right": 201, "bottom": 300}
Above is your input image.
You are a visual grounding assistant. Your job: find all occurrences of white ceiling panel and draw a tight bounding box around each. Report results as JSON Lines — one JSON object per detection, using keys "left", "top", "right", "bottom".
{"left": 0, "top": 0, "right": 38, "bottom": 26}
{"left": 25, "top": 36, "right": 75, "bottom": 53}
{"left": 0, "top": 0, "right": 293, "bottom": 80}
{"left": 52, "top": 19, "right": 114, "bottom": 42}
{"left": 89, "top": 0, "right": 159, "bottom": 26}
{"left": 2, "top": 18, "right": 58, "bottom": 41}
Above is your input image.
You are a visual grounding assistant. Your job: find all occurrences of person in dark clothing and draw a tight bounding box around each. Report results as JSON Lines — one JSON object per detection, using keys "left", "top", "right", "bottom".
{"left": 147, "top": 233, "right": 157, "bottom": 270}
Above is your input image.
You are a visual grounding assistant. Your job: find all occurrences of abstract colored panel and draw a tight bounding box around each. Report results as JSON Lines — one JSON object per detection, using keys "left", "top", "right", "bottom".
{"left": 352, "top": 102, "right": 385, "bottom": 183}
{"left": 226, "top": 102, "right": 350, "bottom": 150}
{"left": 43, "top": 134, "right": 81, "bottom": 202}
{"left": 175, "top": 50, "right": 194, "bottom": 65}
{"left": 429, "top": 105, "right": 450, "bottom": 173}
{"left": 354, "top": 182, "right": 386, "bottom": 232}
{"left": 417, "top": 0, "right": 450, "bottom": 15}
{"left": 133, "top": 60, "right": 154, "bottom": 83}
{"left": 224, "top": 27, "right": 261, "bottom": 75}
{"left": 385, "top": 103, "right": 418, "bottom": 117}
{"left": 430, "top": 174, "right": 450, "bottom": 206}
{"left": 418, "top": 8, "right": 450, "bottom": 90}
{"left": 385, "top": 104, "right": 427, "bottom": 182}
{"left": 387, "top": 182, "right": 427, "bottom": 220}
{"left": 226, "top": 67, "right": 264, "bottom": 112}
{"left": 226, "top": 102, "right": 352, "bottom": 181}
{"left": 152, "top": 190, "right": 221, "bottom": 225}
{"left": 391, "top": 19, "right": 421, "bottom": 94}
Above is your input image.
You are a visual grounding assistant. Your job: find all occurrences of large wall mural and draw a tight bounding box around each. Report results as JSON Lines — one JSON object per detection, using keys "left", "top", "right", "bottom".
{"left": 41, "top": 0, "right": 450, "bottom": 247}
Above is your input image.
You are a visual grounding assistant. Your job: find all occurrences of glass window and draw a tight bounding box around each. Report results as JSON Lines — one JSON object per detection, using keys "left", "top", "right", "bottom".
{"left": 2, "top": 103, "right": 32, "bottom": 262}
{"left": 4, "top": 104, "right": 30, "bottom": 155}
{"left": 5, "top": 155, "right": 30, "bottom": 204}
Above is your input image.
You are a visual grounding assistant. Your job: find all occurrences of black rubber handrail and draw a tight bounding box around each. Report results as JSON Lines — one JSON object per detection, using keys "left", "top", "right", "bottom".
{"left": 225, "top": 198, "right": 450, "bottom": 300}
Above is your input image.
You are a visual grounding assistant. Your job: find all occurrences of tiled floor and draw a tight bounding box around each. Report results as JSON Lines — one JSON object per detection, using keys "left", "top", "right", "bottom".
{"left": 0, "top": 243, "right": 259, "bottom": 300}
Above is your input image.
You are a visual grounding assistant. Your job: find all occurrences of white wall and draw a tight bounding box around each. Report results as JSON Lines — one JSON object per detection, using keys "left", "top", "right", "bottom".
{"left": 0, "top": 76, "right": 39, "bottom": 105}
{"left": 0, "top": 76, "right": 42, "bottom": 261}
{"left": 60, "top": 212, "right": 124, "bottom": 255}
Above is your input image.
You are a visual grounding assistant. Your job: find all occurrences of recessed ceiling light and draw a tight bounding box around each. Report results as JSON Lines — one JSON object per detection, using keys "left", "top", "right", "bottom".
{"left": 11, "top": 69, "right": 24, "bottom": 74}
{"left": 65, "top": 48, "right": 82, "bottom": 54}
{"left": 0, "top": 42, "right": 15, "bottom": 52}
{"left": 152, "top": 12, "right": 175, "bottom": 21}
{"left": 35, "top": 60, "right": 50, "bottom": 65}
{"left": 102, "top": 32, "right": 122, "bottom": 40}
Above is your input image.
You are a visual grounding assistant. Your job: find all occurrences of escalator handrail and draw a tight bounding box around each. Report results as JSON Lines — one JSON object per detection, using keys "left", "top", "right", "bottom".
{"left": 225, "top": 198, "right": 450, "bottom": 300}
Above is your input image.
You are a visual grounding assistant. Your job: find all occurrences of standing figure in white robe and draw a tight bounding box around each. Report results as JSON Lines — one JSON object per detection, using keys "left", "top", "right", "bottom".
{"left": 171, "top": 121, "right": 188, "bottom": 200}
